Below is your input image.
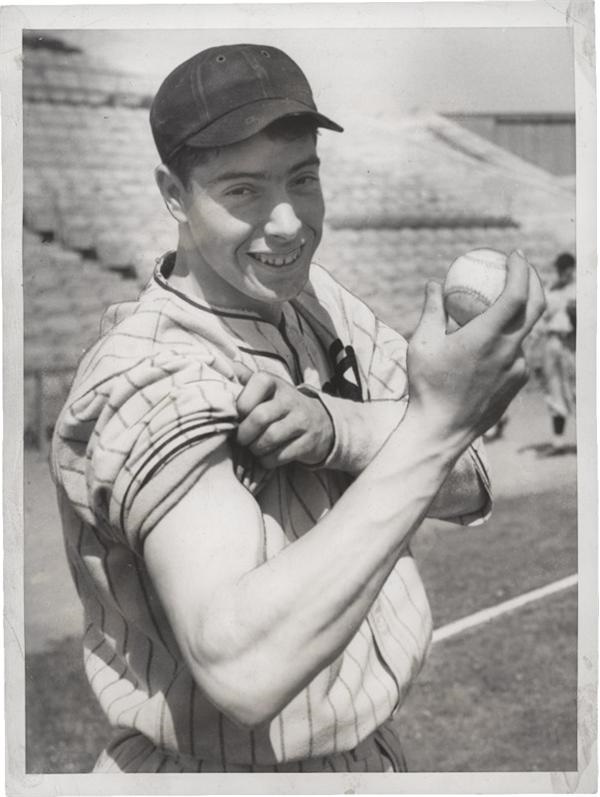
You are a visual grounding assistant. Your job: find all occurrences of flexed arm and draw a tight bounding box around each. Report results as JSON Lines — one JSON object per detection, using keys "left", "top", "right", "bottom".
{"left": 145, "top": 252, "right": 543, "bottom": 728}
{"left": 234, "top": 371, "right": 490, "bottom": 520}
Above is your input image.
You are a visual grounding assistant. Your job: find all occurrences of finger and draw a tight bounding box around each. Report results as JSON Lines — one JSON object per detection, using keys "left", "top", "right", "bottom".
{"left": 258, "top": 434, "right": 310, "bottom": 469}
{"left": 478, "top": 356, "right": 530, "bottom": 434}
{"left": 248, "top": 415, "right": 302, "bottom": 457}
{"left": 519, "top": 264, "right": 547, "bottom": 339}
{"left": 507, "top": 351, "right": 530, "bottom": 388}
{"left": 497, "top": 352, "right": 530, "bottom": 403}
{"left": 472, "top": 258, "right": 546, "bottom": 350}
{"left": 478, "top": 249, "right": 529, "bottom": 333}
{"left": 231, "top": 361, "right": 253, "bottom": 386}
{"left": 237, "top": 399, "right": 287, "bottom": 447}
{"left": 237, "top": 372, "right": 279, "bottom": 418}
{"left": 413, "top": 281, "right": 446, "bottom": 341}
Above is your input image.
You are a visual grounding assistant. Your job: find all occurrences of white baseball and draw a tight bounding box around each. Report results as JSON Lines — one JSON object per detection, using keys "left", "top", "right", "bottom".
{"left": 443, "top": 248, "right": 508, "bottom": 326}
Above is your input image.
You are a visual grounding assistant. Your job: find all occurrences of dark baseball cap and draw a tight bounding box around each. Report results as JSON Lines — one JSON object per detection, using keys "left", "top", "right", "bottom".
{"left": 150, "top": 43, "right": 344, "bottom": 163}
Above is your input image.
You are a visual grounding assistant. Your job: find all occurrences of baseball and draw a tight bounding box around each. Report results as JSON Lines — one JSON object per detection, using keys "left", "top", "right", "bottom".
{"left": 443, "top": 248, "right": 508, "bottom": 326}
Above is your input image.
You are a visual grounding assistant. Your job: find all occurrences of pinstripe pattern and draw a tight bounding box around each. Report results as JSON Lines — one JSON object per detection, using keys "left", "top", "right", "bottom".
{"left": 53, "top": 253, "right": 489, "bottom": 772}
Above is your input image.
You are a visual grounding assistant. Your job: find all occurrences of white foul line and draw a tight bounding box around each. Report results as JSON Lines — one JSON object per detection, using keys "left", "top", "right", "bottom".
{"left": 432, "top": 573, "right": 578, "bottom": 644}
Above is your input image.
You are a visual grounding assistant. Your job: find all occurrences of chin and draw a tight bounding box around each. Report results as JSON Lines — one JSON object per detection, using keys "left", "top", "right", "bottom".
{"left": 254, "top": 283, "right": 305, "bottom": 306}
{"left": 249, "top": 267, "right": 311, "bottom": 304}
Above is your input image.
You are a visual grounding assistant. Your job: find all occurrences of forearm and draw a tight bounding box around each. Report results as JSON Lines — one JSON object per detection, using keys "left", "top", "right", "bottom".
{"left": 193, "top": 406, "right": 466, "bottom": 724}
{"left": 305, "top": 390, "right": 406, "bottom": 475}
{"left": 309, "top": 391, "right": 490, "bottom": 520}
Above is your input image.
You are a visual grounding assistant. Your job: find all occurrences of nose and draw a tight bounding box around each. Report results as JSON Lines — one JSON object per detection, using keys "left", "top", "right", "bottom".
{"left": 264, "top": 202, "right": 302, "bottom": 242}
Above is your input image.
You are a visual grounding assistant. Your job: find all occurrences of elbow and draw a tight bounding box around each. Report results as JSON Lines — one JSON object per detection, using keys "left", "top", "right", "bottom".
{"left": 198, "top": 661, "right": 287, "bottom": 729}
{"left": 186, "top": 635, "right": 289, "bottom": 729}
{"left": 221, "top": 691, "right": 281, "bottom": 730}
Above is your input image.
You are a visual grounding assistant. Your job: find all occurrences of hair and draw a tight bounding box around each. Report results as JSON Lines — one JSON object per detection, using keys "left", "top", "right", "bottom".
{"left": 554, "top": 252, "right": 576, "bottom": 272}
{"left": 166, "top": 114, "right": 319, "bottom": 187}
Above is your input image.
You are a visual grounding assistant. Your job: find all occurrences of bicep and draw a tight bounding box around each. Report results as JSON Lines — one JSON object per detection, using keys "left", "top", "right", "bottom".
{"left": 144, "top": 442, "right": 264, "bottom": 666}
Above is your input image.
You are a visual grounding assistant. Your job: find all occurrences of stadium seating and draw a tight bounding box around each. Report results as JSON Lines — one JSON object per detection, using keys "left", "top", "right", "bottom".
{"left": 317, "top": 223, "right": 563, "bottom": 336}
{"left": 23, "top": 230, "right": 140, "bottom": 367}
{"left": 21, "top": 37, "right": 575, "bottom": 445}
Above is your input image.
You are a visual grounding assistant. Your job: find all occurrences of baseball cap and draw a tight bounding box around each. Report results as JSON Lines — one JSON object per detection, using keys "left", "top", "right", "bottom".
{"left": 150, "top": 43, "right": 344, "bottom": 163}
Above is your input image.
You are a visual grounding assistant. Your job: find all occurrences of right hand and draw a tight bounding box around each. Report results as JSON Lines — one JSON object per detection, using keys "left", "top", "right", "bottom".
{"left": 233, "top": 366, "right": 334, "bottom": 469}
{"left": 407, "top": 250, "right": 546, "bottom": 446}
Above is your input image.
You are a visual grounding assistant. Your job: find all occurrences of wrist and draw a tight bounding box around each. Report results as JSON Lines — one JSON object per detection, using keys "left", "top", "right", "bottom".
{"left": 304, "top": 390, "right": 336, "bottom": 468}
{"left": 320, "top": 393, "right": 365, "bottom": 473}
{"left": 302, "top": 390, "right": 408, "bottom": 475}
{"left": 298, "top": 386, "right": 369, "bottom": 473}
{"left": 393, "top": 399, "right": 472, "bottom": 470}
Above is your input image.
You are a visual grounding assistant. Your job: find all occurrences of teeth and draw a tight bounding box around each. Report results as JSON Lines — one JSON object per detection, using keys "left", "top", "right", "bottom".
{"left": 251, "top": 247, "right": 302, "bottom": 266}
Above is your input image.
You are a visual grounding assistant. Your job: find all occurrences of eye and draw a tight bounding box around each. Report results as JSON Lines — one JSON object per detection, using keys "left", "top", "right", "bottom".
{"left": 224, "top": 185, "right": 255, "bottom": 197}
{"left": 293, "top": 173, "right": 320, "bottom": 188}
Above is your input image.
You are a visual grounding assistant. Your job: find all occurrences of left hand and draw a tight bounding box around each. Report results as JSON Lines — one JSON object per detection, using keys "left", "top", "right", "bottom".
{"left": 233, "top": 364, "right": 334, "bottom": 469}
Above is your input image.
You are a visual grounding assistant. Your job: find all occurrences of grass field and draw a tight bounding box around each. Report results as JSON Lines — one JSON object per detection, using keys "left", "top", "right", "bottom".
{"left": 23, "top": 389, "right": 578, "bottom": 774}
{"left": 401, "top": 486, "right": 577, "bottom": 772}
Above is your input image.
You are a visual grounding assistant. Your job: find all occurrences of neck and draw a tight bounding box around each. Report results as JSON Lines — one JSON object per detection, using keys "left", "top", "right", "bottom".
{"left": 168, "top": 228, "right": 284, "bottom": 325}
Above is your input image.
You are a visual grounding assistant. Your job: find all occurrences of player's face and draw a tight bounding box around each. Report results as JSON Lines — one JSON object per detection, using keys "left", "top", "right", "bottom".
{"left": 180, "top": 130, "right": 324, "bottom": 313}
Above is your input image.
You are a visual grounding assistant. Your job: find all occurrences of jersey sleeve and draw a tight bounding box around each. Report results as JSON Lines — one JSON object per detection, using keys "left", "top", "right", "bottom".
{"left": 457, "top": 436, "right": 493, "bottom": 526}
{"left": 53, "top": 345, "right": 266, "bottom": 554}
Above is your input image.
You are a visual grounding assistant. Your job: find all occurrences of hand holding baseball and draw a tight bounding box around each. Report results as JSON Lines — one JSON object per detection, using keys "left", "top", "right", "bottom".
{"left": 407, "top": 249, "right": 546, "bottom": 447}
{"left": 442, "top": 247, "right": 545, "bottom": 327}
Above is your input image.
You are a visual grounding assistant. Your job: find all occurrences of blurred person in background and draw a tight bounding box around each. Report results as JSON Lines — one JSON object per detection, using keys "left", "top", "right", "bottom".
{"left": 50, "top": 44, "right": 545, "bottom": 773}
{"left": 540, "top": 252, "right": 576, "bottom": 454}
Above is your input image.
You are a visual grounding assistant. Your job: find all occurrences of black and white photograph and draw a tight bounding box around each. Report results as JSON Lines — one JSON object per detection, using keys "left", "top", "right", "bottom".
{"left": 1, "top": 1, "right": 597, "bottom": 794}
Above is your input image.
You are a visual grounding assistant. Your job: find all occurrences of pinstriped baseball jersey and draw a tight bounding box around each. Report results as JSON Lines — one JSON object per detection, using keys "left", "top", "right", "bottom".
{"left": 52, "top": 252, "right": 489, "bottom": 772}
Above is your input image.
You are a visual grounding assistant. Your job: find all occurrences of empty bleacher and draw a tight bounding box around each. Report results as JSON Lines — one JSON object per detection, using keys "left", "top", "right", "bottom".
{"left": 24, "top": 101, "right": 174, "bottom": 277}
{"left": 317, "top": 224, "right": 561, "bottom": 336}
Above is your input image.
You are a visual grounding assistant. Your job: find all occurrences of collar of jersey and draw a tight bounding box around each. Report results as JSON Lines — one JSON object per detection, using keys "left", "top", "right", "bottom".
{"left": 153, "top": 251, "right": 283, "bottom": 325}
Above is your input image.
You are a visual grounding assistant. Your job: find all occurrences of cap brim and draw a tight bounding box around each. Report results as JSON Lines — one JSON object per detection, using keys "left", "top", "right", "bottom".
{"left": 183, "top": 97, "right": 343, "bottom": 149}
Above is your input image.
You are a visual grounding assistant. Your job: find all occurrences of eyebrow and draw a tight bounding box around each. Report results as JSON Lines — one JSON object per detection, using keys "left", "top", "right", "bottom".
{"left": 290, "top": 155, "right": 321, "bottom": 174}
{"left": 208, "top": 156, "right": 321, "bottom": 186}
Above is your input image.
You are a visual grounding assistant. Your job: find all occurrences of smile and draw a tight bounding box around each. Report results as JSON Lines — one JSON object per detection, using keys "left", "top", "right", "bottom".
{"left": 248, "top": 244, "right": 304, "bottom": 267}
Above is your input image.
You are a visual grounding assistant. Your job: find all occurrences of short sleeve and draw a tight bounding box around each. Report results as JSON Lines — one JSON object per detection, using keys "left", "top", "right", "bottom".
{"left": 451, "top": 437, "right": 493, "bottom": 527}
{"left": 54, "top": 345, "right": 268, "bottom": 554}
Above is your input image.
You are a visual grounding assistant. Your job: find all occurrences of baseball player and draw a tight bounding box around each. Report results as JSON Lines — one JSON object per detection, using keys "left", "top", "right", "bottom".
{"left": 51, "top": 44, "right": 545, "bottom": 772}
{"left": 540, "top": 252, "right": 576, "bottom": 453}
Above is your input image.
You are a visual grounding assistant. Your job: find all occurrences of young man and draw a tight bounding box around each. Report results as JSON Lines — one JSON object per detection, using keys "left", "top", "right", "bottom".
{"left": 541, "top": 252, "right": 576, "bottom": 453}
{"left": 51, "top": 44, "right": 545, "bottom": 773}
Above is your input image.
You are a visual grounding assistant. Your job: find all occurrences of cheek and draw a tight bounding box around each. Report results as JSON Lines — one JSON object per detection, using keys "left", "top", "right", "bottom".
{"left": 313, "top": 193, "right": 325, "bottom": 227}
{"left": 298, "top": 193, "right": 325, "bottom": 234}
{"left": 193, "top": 202, "right": 253, "bottom": 251}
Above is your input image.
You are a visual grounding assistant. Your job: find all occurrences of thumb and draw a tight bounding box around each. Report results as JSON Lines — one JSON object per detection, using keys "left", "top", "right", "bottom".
{"left": 415, "top": 281, "right": 446, "bottom": 338}
{"left": 231, "top": 361, "right": 253, "bottom": 385}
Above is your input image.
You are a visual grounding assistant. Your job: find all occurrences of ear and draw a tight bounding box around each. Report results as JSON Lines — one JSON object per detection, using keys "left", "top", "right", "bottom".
{"left": 154, "top": 164, "right": 189, "bottom": 224}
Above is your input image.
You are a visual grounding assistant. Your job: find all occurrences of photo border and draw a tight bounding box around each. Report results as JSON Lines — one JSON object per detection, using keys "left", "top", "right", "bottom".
{"left": 1, "top": 2, "right": 596, "bottom": 794}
